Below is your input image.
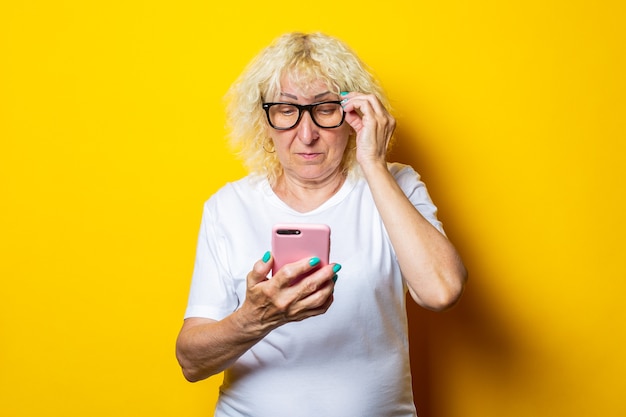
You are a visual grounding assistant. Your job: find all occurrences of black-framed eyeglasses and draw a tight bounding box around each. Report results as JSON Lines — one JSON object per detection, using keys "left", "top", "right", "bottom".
{"left": 262, "top": 101, "right": 345, "bottom": 130}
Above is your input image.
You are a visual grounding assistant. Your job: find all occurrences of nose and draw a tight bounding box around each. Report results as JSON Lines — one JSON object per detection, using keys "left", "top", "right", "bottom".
{"left": 296, "top": 110, "right": 319, "bottom": 144}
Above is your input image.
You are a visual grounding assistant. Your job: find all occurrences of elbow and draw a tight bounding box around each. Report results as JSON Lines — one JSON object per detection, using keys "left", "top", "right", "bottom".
{"left": 176, "top": 341, "right": 212, "bottom": 383}
{"left": 177, "top": 352, "right": 210, "bottom": 383}
{"left": 414, "top": 265, "right": 468, "bottom": 312}
{"left": 434, "top": 266, "right": 467, "bottom": 311}
{"left": 176, "top": 349, "right": 199, "bottom": 383}
{"left": 425, "top": 287, "right": 464, "bottom": 312}
{"left": 175, "top": 317, "right": 225, "bottom": 383}
{"left": 181, "top": 366, "right": 205, "bottom": 383}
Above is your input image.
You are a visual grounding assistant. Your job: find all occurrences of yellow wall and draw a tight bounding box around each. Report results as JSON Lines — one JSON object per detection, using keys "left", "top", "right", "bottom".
{"left": 1, "top": 1, "right": 624, "bottom": 416}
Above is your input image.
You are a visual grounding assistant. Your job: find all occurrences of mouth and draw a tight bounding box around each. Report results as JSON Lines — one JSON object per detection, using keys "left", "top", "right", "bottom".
{"left": 297, "top": 152, "right": 322, "bottom": 160}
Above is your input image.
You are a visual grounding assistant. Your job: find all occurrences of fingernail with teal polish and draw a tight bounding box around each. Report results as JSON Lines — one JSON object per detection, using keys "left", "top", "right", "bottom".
{"left": 340, "top": 91, "right": 349, "bottom": 96}
{"left": 309, "top": 257, "right": 321, "bottom": 266}
{"left": 332, "top": 264, "right": 342, "bottom": 273}
{"left": 262, "top": 251, "right": 271, "bottom": 263}
{"left": 332, "top": 275, "right": 338, "bottom": 283}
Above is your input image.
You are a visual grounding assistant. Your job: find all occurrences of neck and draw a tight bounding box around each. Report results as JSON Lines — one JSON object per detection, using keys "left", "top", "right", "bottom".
{"left": 272, "top": 170, "right": 346, "bottom": 213}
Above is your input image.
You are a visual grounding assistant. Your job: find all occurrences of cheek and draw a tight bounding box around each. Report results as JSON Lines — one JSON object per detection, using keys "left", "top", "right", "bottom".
{"left": 329, "top": 136, "right": 351, "bottom": 159}
{"left": 335, "top": 127, "right": 352, "bottom": 150}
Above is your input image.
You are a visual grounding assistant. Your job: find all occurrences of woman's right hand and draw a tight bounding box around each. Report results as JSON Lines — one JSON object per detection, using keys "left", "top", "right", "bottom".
{"left": 176, "top": 253, "right": 337, "bottom": 382}
{"left": 238, "top": 253, "right": 337, "bottom": 335}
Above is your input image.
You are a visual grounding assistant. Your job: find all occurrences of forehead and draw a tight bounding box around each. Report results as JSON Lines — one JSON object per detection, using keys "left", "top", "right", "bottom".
{"left": 277, "top": 74, "right": 333, "bottom": 101}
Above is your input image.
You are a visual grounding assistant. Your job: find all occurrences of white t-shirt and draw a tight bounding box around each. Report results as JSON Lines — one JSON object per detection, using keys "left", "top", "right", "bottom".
{"left": 185, "top": 162, "right": 443, "bottom": 417}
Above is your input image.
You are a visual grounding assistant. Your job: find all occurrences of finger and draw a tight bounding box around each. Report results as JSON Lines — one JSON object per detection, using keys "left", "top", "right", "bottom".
{"left": 341, "top": 92, "right": 382, "bottom": 129}
{"left": 344, "top": 100, "right": 381, "bottom": 133}
{"left": 282, "top": 280, "right": 335, "bottom": 322}
{"left": 289, "top": 263, "right": 339, "bottom": 301}
{"left": 290, "top": 292, "right": 334, "bottom": 322}
{"left": 247, "top": 251, "right": 273, "bottom": 287}
{"left": 342, "top": 93, "right": 385, "bottom": 116}
{"left": 345, "top": 96, "right": 394, "bottom": 138}
{"left": 272, "top": 263, "right": 340, "bottom": 322}
{"left": 344, "top": 110, "right": 364, "bottom": 132}
{"left": 272, "top": 256, "right": 325, "bottom": 287}
{"left": 342, "top": 101, "right": 369, "bottom": 133}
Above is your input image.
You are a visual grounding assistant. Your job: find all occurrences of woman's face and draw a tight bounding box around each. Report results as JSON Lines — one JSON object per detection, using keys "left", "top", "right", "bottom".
{"left": 267, "top": 75, "right": 352, "bottom": 185}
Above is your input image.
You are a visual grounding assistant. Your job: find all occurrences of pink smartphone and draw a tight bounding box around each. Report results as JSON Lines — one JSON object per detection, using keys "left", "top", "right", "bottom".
{"left": 271, "top": 223, "right": 331, "bottom": 278}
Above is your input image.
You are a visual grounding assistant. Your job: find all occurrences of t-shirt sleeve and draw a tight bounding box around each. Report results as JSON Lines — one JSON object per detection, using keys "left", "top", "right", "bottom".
{"left": 389, "top": 163, "right": 446, "bottom": 236}
{"left": 184, "top": 199, "right": 240, "bottom": 320}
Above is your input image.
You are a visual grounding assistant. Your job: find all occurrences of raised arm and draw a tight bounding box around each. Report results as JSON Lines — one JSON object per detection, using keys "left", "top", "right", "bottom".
{"left": 342, "top": 92, "right": 467, "bottom": 311}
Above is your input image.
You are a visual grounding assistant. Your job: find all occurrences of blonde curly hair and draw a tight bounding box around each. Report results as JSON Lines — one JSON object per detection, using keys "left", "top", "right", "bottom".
{"left": 225, "top": 32, "right": 390, "bottom": 184}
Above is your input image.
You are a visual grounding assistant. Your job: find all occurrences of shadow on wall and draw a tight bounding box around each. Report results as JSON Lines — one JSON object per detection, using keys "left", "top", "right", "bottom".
{"left": 407, "top": 284, "right": 520, "bottom": 416}
{"left": 392, "top": 131, "right": 520, "bottom": 417}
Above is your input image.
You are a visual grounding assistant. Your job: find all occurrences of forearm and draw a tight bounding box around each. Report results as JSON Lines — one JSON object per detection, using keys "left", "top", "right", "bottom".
{"left": 176, "top": 255, "right": 338, "bottom": 382}
{"left": 362, "top": 162, "right": 467, "bottom": 311}
{"left": 175, "top": 309, "right": 270, "bottom": 382}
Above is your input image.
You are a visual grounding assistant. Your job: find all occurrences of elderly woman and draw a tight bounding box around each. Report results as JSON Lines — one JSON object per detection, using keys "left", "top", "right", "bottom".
{"left": 176, "top": 32, "right": 467, "bottom": 416}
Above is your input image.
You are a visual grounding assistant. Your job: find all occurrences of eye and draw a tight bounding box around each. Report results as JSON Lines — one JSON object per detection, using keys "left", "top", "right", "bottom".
{"left": 315, "top": 103, "right": 340, "bottom": 115}
{"left": 276, "top": 104, "right": 297, "bottom": 116}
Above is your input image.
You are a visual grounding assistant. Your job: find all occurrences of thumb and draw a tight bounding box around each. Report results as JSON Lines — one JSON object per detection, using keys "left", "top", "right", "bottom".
{"left": 247, "top": 251, "right": 273, "bottom": 287}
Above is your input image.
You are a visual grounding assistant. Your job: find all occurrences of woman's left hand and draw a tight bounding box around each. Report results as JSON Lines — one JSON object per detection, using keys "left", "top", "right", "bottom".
{"left": 341, "top": 92, "right": 396, "bottom": 170}
{"left": 342, "top": 93, "right": 467, "bottom": 312}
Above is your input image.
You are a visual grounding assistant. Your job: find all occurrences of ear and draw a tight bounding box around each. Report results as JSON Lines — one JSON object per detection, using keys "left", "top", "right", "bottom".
{"left": 262, "top": 137, "right": 276, "bottom": 153}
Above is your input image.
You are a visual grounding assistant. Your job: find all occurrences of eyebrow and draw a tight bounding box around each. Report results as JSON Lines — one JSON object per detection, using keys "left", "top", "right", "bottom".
{"left": 279, "top": 91, "right": 332, "bottom": 100}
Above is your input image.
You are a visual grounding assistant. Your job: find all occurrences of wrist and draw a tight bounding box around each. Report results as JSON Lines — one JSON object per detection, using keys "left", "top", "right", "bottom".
{"left": 359, "top": 158, "right": 389, "bottom": 178}
{"left": 231, "top": 305, "right": 273, "bottom": 341}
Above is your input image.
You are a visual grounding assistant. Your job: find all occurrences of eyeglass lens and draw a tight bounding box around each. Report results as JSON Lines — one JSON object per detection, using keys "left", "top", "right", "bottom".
{"left": 266, "top": 102, "right": 344, "bottom": 129}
